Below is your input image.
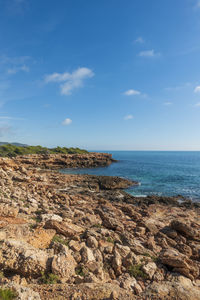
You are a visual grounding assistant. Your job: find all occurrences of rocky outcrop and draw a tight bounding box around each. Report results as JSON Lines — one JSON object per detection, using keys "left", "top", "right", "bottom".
{"left": 13, "top": 152, "right": 117, "bottom": 169}
{"left": 0, "top": 154, "right": 199, "bottom": 299}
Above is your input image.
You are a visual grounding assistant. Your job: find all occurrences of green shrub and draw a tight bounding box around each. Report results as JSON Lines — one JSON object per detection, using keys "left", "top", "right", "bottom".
{"left": 40, "top": 272, "right": 60, "bottom": 284}
{"left": 142, "top": 252, "right": 158, "bottom": 263}
{"left": 92, "top": 223, "right": 102, "bottom": 228}
{"left": 0, "top": 144, "right": 88, "bottom": 157}
{"left": 0, "top": 288, "right": 17, "bottom": 300}
{"left": 75, "top": 266, "right": 86, "bottom": 277}
{"left": 106, "top": 237, "right": 115, "bottom": 244}
{"left": 52, "top": 235, "right": 69, "bottom": 247}
{"left": 128, "top": 264, "right": 147, "bottom": 279}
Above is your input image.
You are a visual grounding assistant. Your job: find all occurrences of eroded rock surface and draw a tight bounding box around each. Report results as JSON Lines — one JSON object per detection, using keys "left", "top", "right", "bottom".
{"left": 0, "top": 154, "right": 199, "bottom": 299}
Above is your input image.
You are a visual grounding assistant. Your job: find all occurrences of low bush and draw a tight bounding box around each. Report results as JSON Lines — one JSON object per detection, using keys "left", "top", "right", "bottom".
{"left": 0, "top": 144, "right": 88, "bottom": 157}
{"left": 128, "top": 264, "right": 147, "bottom": 279}
{"left": 40, "top": 272, "right": 60, "bottom": 284}
{"left": 0, "top": 288, "right": 17, "bottom": 300}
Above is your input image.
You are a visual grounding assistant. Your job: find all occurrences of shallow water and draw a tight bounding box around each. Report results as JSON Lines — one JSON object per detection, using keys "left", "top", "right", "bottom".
{"left": 61, "top": 151, "right": 200, "bottom": 202}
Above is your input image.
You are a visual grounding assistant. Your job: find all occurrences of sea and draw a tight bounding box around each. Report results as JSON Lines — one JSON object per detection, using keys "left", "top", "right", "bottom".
{"left": 61, "top": 151, "right": 200, "bottom": 202}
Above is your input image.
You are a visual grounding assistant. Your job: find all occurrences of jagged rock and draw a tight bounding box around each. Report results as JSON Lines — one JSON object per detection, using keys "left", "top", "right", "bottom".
{"left": 0, "top": 204, "right": 19, "bottom": 217}
{"left": 176, "top": 243, "right": 192, "bottom": 257}
{"left": 159, "top": 248, "right": 199, "bottom": 280}
{"left": 112, "top": 250, "right": 122, "bottom": 276}
{"left": 41, "top": 214, "right": 63, "bottom": 222}
{"left": 97, "top": 176, "right": 135, "bottom": 190}
{"left": 87, "top": 236, "right": 98, "bottom": 248}
{"left": 5, "top": 283, "right": 41, "bottom": 300}
{"left": 0, "top": 239, "right": 51, "bottom": 278}
{"left": 142, "top": 262, "right": 157, "bottom": 279}
{"left": 44, "top": 220, "right": 83, "bottom": 239}
{"left": 118, "top": 273, "right": 142, "bottom": 294}
{"left": 51, "top": 249, "right": 77, "bottom": 281}
{"left": 96, "top": 208, "right": 122, "bottom": 230}
{"left": 143, "top": 275, "right": 200, "bottom": 300}
{"left": 69, "top": 240, "right": 84, "bottom": 252}
{"left": 98, "top": 240, "right": 114, "bottom": 254}
{"left": 115, "top": 244, "right": 130, "bottom": 258}
{"left": 81, "top": 246, "right": 95, "bottom": 264}
{"left": 171, "top": 220, "right": 199, "bottom": 239}
{"left": 26, "top": 228, "right": 56, "bottom": 249}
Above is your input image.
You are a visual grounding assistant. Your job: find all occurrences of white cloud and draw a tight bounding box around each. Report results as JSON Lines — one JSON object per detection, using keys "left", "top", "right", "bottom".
{"left": 0, "top": 55, "right": 31, "bottom": 76}
{"left": 135, "top": 37, "right": 144, "bottom": 44}
{"left": 194, "top": 86, "right": 200, "bottom": 93}
{"left": 62, "top": 118, "right": 72, "bottom": 125}
{"left": 45, "top": 67, "right": 94, "bottom": 95}
{"left": 124, "top": 89, "right": 141, "bottom": 96}
{"left": 0, "top": 116, "right": 24, "bottom": 120}
{"left": 7, "top": 65, "right": 29, "bottom": 75}
{"left": 164, "top": 102, "right": 172, "bottom": 106}
{"left": 165, "top": 82, "right": 191, "bottom": 92}
{"left": 124, "top": 114, "right": 133, "bottom": 120}
{"left": 194, "top": 102, "right": 200, "bottom": 107}
{"left": 139, "top": 49, "right": 160, "bottom": 58}
{"left": 0, "top": 55, "right": 30, "bottom": 65}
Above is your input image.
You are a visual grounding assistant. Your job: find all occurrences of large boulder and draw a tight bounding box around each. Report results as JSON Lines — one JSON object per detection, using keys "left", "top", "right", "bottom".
{"left": 171, "top": 220, "right": 199, "bottom": 240}
{"left": 4, "top": 283, "right": 41, "bottom": 300}
{"left": 142, "top": 275, "right": 200, "bottom": 300}
{"left": 0, "top": 239, "right": 51, "bottom": 278}
{"left": 44, "top": 220, "right": 83, "bottom": 239}
{"left": 159, "top": 248, "right": 199, "bottom": 280}
{"left": 51, "top": 248, "right": 77, "bottom": 281}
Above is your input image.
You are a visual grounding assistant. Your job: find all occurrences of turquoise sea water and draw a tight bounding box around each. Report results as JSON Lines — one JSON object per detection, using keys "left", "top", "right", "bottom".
{"left": 61, "top": 151, "right": 200, "bottom": 202}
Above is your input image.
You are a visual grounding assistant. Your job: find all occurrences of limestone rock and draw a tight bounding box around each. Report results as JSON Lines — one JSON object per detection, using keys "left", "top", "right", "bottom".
{"left": 159, "top": 248, "right": 199, "bottom": 280}
{"left": 6, "top": 283, "right": 41, "bottom": 300}
{"left": 171, "top": 220, "right": 198, "bottom": 239}
{"left": 143, "top": 275, "right": 200, "bottom": 300}
{"left": 41, "top": 214, "right": 63, "bottom": 222}
{"left": 142, "top": 262, "right": 157, "bottom": 279}
{"left": 81, "top": 246, "right": 95, "bottom": 264}
{"left": 44, "top": 219, "right": 84, "bottom": 239}
{"left": 0, "top": 239, "right": 50, "bottom": 278}
{"left": 51, "top": 250, "right": 77, "bottom": 280}
{"left": 26, "top": 227, "right": 56, "bottom": 249}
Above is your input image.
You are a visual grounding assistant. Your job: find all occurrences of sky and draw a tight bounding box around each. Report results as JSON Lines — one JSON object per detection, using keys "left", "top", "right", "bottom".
{"left": 1, "top": 0, "right": 200, "bottom": 150}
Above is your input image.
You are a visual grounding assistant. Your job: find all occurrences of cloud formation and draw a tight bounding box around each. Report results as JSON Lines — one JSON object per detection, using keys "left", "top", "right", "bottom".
{"left": 139, "top": 49, "right": 160, "bottom": 57}
{"left": 124, "top": 89, "right": 141, "bottom": 96}
{"left": 7, "top": 65, "right": 29, "bottom": 75}
{"left": 194, "top": 102, "right": 200, "bottom": 107}
{"left": 135, "top": 37, "right": 144, "bottom": 44}
{"left": 0, "top": 116, "right": 24, "bottom": 120}
{"left": 0, "top": 55, "right": 31, "bottom": 75}
{"left": 62, "top": 118, "right": 72, "bottom": 125}
{"left": 124, "top": 114, "right": 133, "bottom": 120}
{"left": 164, "top": 102, "right": 172, "bottom": 106}
{"left": 45, "top": 67, "right": 94, "bottom": 95}
{"left": 194, "top": 86, "right": 200, "bottom": 93}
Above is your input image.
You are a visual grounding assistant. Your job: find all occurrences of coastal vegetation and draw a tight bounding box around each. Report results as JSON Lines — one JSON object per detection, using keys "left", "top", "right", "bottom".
{"left": 0, "top": 144, "right": 88, "bottom": 157}
{"left": 0, "top": 288, "right": 17, "bottom": 300}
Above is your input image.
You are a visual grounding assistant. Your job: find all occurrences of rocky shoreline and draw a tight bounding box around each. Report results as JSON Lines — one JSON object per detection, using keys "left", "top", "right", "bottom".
{"left": 0, "top": 153, "right": 199, "bottom": 299}
{"left": 13, "top": 152, "right": 117, "bottom": 169}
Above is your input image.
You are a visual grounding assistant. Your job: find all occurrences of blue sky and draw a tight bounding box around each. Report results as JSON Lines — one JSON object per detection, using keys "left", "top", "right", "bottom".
{"left": 1, "top": 0, "right": 200, "bottom": 150}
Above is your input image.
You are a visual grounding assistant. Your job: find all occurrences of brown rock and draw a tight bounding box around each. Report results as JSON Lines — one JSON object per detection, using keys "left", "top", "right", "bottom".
{"left": 171, "top": 220, "right": 198, "bottom": 239}
{"left": 44, "top": 220, "right": 83, "bottom": 239}
{"left": 26, "top": 227, "right": 56, "bottom": 249}
{"left": 51, "top": 250, "right": 77, "bottom": 281}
